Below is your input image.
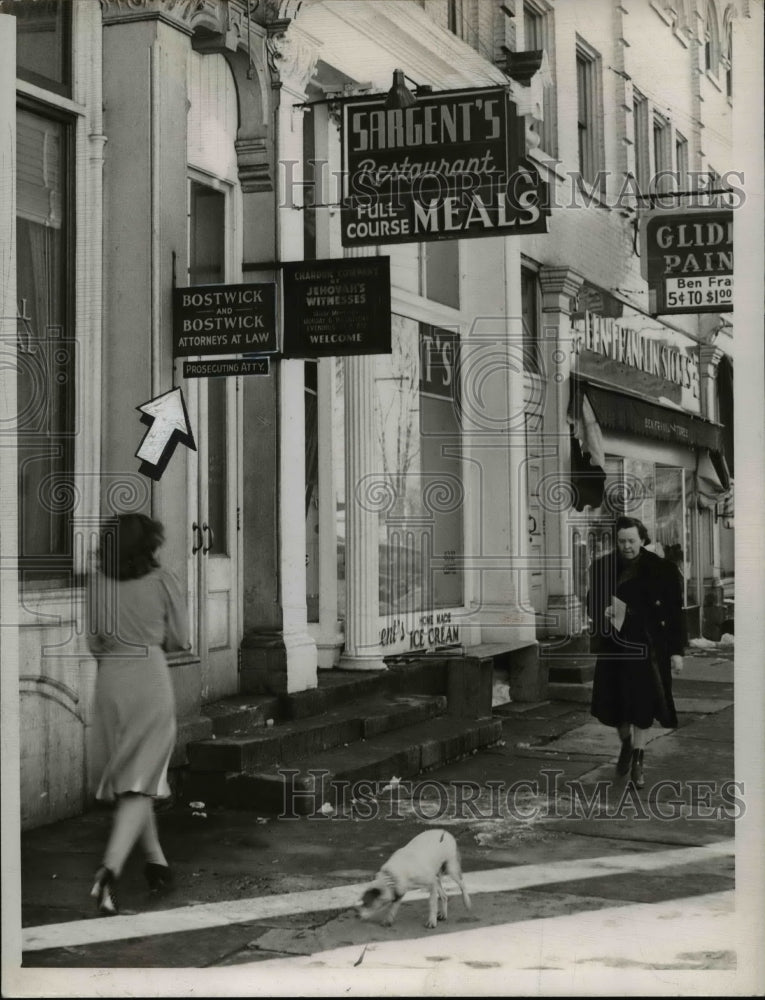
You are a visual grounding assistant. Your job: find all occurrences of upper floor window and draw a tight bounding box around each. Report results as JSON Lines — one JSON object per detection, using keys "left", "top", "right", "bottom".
{"left": 575, "top": 40, "right": 604, "bottom": 190}
{"left": 1, "top": 0, "right": 72, "bottom": 97}
{"left": 523, "top": 0, "right": 557, "bottom": 156}
{"left": 632, "top": 89, "right": 649, "bottom": 193}
{"left": 448, "top": 0, "right": 463, "bottom": 38}
{"left": 652, "top": 112, "right": 671, "bottom": 192}
{"left": 724, "top": 20, "right": 733, "bottom": 98}
{"left": 675, "top": 131, "right": 689, "bottom": 192}
{"left": 704, "top": 1, "right": 720, "bottom": 75}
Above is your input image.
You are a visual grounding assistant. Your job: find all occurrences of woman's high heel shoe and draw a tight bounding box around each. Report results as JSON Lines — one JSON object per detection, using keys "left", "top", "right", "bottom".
{"left": 90, "top": 866, "right": 118, "bottom": 916}
{"left": 145, "top": 862, "right": 174, "bottom": 894}
{"left": 616, "top": 735, "right": 633, "bottom": 776}
{"left": 630, "top": 749, "right": 645, "bottom": 789}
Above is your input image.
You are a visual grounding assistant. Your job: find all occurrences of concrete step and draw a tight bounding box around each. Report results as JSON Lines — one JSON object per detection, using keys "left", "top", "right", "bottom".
{"left": 181, "top": 714, "right": 503, "bottom": 814}
{"left": 538, "top": 633, "right": 591, "bottom": 657}
{"left": 547, "top": 680, "right": 594, "bottom": 704}
{"left": 548, "top": 662, "right": 595, "bottom": 684}
{"left": 202, "top": 694, "right": 281, "bottom": 737}
{"left": 187, "top": 693, "right": 447, "bottom": 772}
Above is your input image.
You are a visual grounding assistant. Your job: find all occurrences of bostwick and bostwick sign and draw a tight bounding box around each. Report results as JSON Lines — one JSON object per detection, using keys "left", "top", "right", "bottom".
{"left": 173, "top": 283, "right": 277, "bottom": 358}
{"left": 341, "top": 85, "right": 550, "bottom": 247}
{"left": 640, "top": 208, "right": 733, "bottom": 315}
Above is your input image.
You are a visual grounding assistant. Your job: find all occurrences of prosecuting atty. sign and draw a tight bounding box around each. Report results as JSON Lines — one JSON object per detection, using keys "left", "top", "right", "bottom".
{"left": 281, "top": 257, "right": 391, "bottom": 358}
{"left": 173, "top": 283, "right": 277, "bottom": 357}
{"left": 341, "top": 86, "right": 549, "bottom": 247}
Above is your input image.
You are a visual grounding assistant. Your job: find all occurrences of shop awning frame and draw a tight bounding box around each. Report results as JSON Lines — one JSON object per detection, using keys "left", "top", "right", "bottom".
{"left": 571, "top": 374, "right": 725, "bottom": 454}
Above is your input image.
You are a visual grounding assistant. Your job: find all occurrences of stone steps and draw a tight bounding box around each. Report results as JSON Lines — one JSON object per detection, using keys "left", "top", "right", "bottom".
{"left": 182, "top": 714, "right": 502, "bottom": 815}
{"left": 180, "top": 658, "right": 505, "bottom": 814}
{"left": 188, "top": 693, "right": 447, "bottom": 772}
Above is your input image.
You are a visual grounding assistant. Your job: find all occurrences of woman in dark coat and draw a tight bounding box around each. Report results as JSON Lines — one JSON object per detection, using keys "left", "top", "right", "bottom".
{"left": 588, "top": 516, "right": 686, "bottom": 788}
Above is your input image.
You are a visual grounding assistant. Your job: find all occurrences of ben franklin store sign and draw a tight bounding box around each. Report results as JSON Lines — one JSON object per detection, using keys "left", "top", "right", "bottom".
{"left": 341, "top": 86, "right": 549, "bottom": 247}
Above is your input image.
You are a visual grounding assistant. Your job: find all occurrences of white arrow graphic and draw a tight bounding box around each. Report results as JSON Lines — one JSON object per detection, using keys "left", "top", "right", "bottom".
{"left": 135, "top": 387, "right": 195, "bottom": 471}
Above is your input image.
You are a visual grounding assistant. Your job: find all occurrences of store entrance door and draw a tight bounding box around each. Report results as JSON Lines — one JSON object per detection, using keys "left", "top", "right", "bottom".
{"left": 186, "top": 179, "right": 241, "bottom": 703}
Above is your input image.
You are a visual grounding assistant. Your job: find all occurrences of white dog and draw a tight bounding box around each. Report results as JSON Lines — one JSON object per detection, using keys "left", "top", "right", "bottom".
{"left": 356, "top": 829, "right": 471, "bottom": 929}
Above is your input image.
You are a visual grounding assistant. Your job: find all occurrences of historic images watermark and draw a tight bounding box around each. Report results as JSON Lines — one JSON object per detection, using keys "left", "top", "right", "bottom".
{"left": 277, "top": 768, "right": 745, "bottom": 823}
{"left": 281, "top": 160, "right": 746, "bottom": 214}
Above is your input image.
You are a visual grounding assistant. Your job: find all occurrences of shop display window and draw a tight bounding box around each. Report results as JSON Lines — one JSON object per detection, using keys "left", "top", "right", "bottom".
{"left": 16, "top": 108, "right": 75, "bottom": 586}
{"left": 375, "top": 318, "right": 464, "bottom": 615}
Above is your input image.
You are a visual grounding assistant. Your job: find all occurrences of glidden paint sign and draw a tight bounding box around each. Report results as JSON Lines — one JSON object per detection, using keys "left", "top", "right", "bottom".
{"left": 641, "top": 209, "right": 733, "bottom": 315}
{"left": 341, "top": 86, "right": 549, "bottom": 246}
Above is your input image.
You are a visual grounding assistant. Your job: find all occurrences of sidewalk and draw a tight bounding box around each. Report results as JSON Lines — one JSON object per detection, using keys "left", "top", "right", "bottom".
{"left": 15, "top": 649, "right": 735, "bottom": 970}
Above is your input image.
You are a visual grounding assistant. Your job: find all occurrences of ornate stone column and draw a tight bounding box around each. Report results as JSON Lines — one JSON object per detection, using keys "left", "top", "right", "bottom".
{"left": 538, "top": 265, "right": 585, "bottom": 637}
{"left": 269, "top": 20, "right": 322, "bottom": 690}
{"left": 698, "top": 343, "right": 724, "bottom": 421}
{"left": 340, "top": 350, "right": 388, "bottom": 670}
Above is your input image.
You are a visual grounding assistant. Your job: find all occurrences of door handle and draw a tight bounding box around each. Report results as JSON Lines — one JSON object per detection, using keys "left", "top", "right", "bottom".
{"left": 202, "top": 522, "right": 214, "bottom": 555}
{"left": 528, "top": 515, "right": 538, "bottom": 534}
{"left": 192, "top": 522, "right": 203, "bottom": 555}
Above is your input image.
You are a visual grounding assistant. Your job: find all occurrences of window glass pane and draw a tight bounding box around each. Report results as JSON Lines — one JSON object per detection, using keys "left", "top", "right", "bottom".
{"left": 2, "top": 0, "right": 71, "bottom": 95}
{"left": 521, "top": 269, "right": 540, "bottom": 374}
{"left": 375, "top": 318, "right": 464, "bottom": 617}
{"left": 656, "top": 466, "right": 688, "bottom": 604}
{"left": 206, "top": 378, "right": 228, "bottom": 556}
{"left": 424, "top": 240, "right": 459, "bottom": 309}
{"left": 190, "top": 182, "right": 225, "bottom": 285}
{"left": 16, "top": 109, "right": 74, "bottom": 584}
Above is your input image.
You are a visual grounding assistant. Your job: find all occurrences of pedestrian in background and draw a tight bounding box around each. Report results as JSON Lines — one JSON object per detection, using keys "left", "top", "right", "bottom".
{"left": 587, "top": 515, "right": 685, "bottom": 788}
{"left": 87, "top": 513, "right": 189, "bottom": 915}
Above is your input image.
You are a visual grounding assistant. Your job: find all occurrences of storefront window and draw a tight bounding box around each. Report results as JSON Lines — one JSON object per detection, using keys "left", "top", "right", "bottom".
{"left": 2, "top": 0, "right": 71, "bottom": 97}
{"left": 16, "top": 108, "right": 74, "bottom": 586}
{"left": 655, "top": 466, "right": 690, "bottom": 606}
{"left": 375, "top": 317, "right": 464, "bottom": 616}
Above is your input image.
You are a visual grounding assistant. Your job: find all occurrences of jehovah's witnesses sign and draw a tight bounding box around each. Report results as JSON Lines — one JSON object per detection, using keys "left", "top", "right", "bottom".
{"left": 281, "top": 257, "right": 391, "bottom": 358}
{"left": 341, "top": 86, "right": 550, "bottom": 247}
{"left": 173, "top": 283, "right": 277, "bottom": 357}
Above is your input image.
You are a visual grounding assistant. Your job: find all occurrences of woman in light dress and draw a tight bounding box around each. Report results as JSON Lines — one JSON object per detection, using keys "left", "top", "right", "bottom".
{"left": 87, "top": 513, "right": 189, "bottom": 915}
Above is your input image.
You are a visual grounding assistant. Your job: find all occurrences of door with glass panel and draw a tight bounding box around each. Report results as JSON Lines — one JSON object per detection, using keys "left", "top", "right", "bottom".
{"left": 187, "top": 178, "right": 240, "bottom": 701}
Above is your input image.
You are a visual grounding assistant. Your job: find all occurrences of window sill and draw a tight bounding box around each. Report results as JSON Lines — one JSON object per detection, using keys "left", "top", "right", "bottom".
{"left": 528, "top": 147, "right": 567, "bottom": 182}
{"left": 650, "top": 2, "right": 675, "bottom": 27}
{"left": 18, "top": 586, "right": 84, "bottom": 629}
{"left": 704, "top": 68, "right": 723, "bottom": 92}
{"left": 16, "top": 79, "right": 87, "bottom": 117}
{"left": 572, "top": 175, "right": 611, "bottom": 210}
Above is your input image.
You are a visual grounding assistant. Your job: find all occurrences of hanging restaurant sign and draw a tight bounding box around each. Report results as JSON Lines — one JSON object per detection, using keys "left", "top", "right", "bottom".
{"left": 341, "top": 86, "right": 550, "bottom": 247}
{"left": 640, "top": 209, "right": 733, "bottom": 315}
{"left": 281, "top": 257, "right": 391, "bottom": 358}
{"left": 173, "top": 283, "right": 277, "bottom": 357}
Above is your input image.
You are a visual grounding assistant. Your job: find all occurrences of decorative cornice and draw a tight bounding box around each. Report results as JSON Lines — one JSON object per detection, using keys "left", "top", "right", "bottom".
{"left": 99, "top": 0, "right": 223, "bottom": 34}
{"left": 539, "top": 266, "right": 586, "bottom": 310}
{"left": 235, "top": 134, "right": 273, "bottom": 192}
{"left": 261, "top": 0, "right": 305, "bottom": 22}
{"left": 266, "top": 22, "right": 320, "bottom": 93}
